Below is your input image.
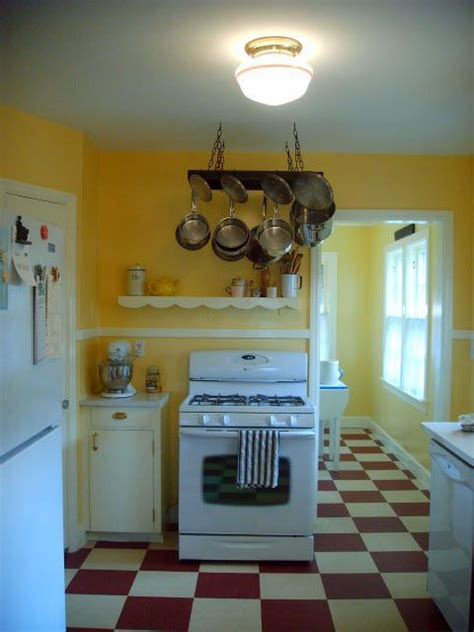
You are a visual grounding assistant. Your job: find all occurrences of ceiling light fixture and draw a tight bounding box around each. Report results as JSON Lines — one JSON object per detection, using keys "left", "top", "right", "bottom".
{"left": 235, "top": 36, "right": 313, "bottom": 106}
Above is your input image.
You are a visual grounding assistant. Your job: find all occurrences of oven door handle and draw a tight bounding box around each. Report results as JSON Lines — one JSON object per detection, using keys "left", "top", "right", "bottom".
{"left": 180, "top": 428, "right": 315, "bottom": 439}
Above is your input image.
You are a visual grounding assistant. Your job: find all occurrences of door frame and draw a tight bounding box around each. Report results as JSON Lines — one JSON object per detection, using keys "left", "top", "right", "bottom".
{"left": 309, "top": 209, "right": 453, "bottom": 421}
{"left": 0, "top": 178, "right": 81, "bottom": 550}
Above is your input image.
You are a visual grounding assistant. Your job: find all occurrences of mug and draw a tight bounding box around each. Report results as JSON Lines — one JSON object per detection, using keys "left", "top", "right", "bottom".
{"left": 320, "top": 360, "right": 345, "bottom": 385}
{"left": 127, "top": 265, "right": 146, "bottom": 296}
{"left": 226, "top": 285, "right": 246, "bottom": 297}
{"left": 266, "top": 286, "right": 278, "bottom": 298}
{"left": 281, "top": 274, "right": 302, "bottom": 298}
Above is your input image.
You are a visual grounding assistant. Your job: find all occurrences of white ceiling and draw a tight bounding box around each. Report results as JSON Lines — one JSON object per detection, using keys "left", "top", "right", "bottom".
{"left": 1, "top": 0, "right": 473, "bottom": 154}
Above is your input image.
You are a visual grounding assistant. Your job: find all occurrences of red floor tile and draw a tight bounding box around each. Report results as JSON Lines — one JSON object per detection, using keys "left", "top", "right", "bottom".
{"left": 195, "top": 572, "right": 260, "bottom": 598}
{"left": 341, "top": 433, "right": 370, "bottom": 440}
{"left": 339, "top": 453, "right": 357, "bottom": 461}
{"left": 261, "top": 599, "right": 335, "bottom": 632}
{"left": 339, "top": 490, "right": 386, "bottom": 503}
{"left": 319, "top": 461, "right": 328, "bottom": 470}
{"left": 412, "top": 532, "right": 430, "bottom": 551}
{"left": 314, "top": 533, "right": 366, "bottom": 552}
{"left": 395, "top": 598, "right": 450, "bottom": 631}
{"left": 373, "top": 479, "right": 417, "bottom": 490}
{"left": 350, "top": 446, "right": 384, "bottom": 454}
{"left": 259, "top": 559, "right": 319, "bottom": 573}
{"left": 317, "top": 503, "right": 350, "bottom": 518}
{"left": 67, "top": 628, "right": 113, "bottom": 632}
{"left": 386, "top": 453, "right": 400, "bottom": 461}
{"left": 140, "top": 549, "right": 199, "bottom": 572}
{"left": 66, "top": 569, "right": 136, "bottom": 595}
{"left": 94, "top": 540, "right": 149, "bottom": 549}
{"left": 371, "top": 551, "right": 428, "bottom": 572}
{"left": 353, "top": 516, "right": 407, "bottom": 533}
{"left": 116, "top": 596, "right": 192, "bottom": 630}
{"left": 321, "top": 573, "right": 391, "bottom": 599}
{"left": 330, "top": 470, "right": 369, "bottom": 480}
{"left": 65, "top": 548, "right": 91, "bottom": 569}
{"left": 360, "top": 461, "right": 399, "bottom": 470}
{"left": 401, "top": 469, "right": 416, "bottom": 479}
{"left": 391, "top": 502, "right": 430, "bottom": 516}
{"left": 422, "top": 489, "right": 431, "bottom": 499}
{"left": 319, "top": 480, "right": 337, "bottom": 491}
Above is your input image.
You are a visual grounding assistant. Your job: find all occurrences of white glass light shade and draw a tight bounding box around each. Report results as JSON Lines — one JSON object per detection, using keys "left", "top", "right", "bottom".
{"left": 235, "top": 53, "right": 313, "bottom": 106}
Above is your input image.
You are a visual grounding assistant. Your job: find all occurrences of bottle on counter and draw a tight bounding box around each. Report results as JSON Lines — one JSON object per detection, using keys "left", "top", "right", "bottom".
{"left": 146, "top": 366, "right": 162, "bottom": 393}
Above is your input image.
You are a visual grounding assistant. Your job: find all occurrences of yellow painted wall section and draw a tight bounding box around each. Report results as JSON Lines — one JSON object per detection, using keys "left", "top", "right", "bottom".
{"left": 322, "top": 226, "right": 372, "bottom": 416}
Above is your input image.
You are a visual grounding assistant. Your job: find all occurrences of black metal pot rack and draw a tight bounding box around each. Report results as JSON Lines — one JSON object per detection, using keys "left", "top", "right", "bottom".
{"left": 186, "top": 170, "right": 323, "bottom": 192}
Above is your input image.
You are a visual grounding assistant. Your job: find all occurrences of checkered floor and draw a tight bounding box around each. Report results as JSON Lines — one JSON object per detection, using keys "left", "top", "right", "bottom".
{"left": 65, "top": 428, "right": 450, "bottom": 631}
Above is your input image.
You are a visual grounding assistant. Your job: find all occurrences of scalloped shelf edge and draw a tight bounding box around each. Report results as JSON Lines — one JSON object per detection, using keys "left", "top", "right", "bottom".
{"left": 118, "top": 296, "right": 299, "bottom": 310}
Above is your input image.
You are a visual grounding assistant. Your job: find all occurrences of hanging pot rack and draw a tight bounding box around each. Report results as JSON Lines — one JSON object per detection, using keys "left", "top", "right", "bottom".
{"left": 186, "top": 169, "right": 323, "bottom": 192}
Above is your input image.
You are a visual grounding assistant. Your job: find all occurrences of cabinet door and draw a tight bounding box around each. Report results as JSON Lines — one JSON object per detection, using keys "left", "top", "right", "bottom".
{"left": 90, "top": 429, "right": 154, "bottom": 533}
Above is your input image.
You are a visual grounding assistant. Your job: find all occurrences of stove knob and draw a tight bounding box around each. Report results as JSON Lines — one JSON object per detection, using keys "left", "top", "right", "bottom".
{"left": 222, "top": 414, "right": 231, "bottom": 426}
{"left": 202, "top": 414, "right": 211, "bottom": 426}
{"left": 290, "top": 415, "right": 298, "bottom": 427}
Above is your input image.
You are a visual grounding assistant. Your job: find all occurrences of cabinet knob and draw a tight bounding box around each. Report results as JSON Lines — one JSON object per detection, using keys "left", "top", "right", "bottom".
{"left": 91, "top": 432, "right": 98, "bottom": 451}
{"left": 112, "top": 412, "right": 128, "bottom": 420}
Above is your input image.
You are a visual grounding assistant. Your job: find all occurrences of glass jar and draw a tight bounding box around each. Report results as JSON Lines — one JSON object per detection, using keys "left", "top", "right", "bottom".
{"left": 146, "top": 366, "right": 162, "bottom": 393}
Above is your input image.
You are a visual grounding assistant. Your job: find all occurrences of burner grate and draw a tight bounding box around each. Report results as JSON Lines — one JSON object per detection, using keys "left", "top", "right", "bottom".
{"left": 189, "top": 393, "right": 305, "bottom": 407}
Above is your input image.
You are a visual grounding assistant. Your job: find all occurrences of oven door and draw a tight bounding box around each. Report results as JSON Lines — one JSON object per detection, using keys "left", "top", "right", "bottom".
{"left": 179, "top": 428, "right": 316, "bottom": 535}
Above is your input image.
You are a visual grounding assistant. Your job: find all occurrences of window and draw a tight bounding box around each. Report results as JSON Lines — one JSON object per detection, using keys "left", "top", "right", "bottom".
{"left": 320, "top": 252, "right": 337, "bottom": 360}
{"left": 382, "top": 231, "right": 428, "bottom": 403}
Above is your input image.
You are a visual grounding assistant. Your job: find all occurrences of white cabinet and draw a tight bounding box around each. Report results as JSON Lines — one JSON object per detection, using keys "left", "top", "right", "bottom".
{"left": 80, "top": 393, "right": 169, "bottom": 540}
{"left": 89, "top": 429, "right": 154, "bottom": 533}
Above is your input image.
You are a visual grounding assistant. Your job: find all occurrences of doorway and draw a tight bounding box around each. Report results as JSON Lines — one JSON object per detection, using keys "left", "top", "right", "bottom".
{"left": 309, "top": 209, "right": 453, "bottom": 467}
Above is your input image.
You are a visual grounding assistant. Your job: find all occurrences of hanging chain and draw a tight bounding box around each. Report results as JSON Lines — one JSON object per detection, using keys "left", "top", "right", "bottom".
{"left": 285, "top": 142, "right": 295, "bottom": 171}
{"left": 293, "top": 123, "right": 305, "bottom": 171}
{"left": 215, "top": 139, "right": 225, "bottom": 171}
{"left": 207, "top": 123, "right": 224, "bottom": 170}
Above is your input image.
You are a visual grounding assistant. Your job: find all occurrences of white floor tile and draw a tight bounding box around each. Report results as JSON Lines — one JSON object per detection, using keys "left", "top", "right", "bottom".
{"left": 189, "top": 598, "right": 261, "bottom": 632}
{"left": 66, "top": 594, "right": 126, "bottom": 629}
{"left": 260, "top": 573, "right": 326, "bottom": 599}
{"left": 130, "top": 570, "right": 197, "bottom": 597}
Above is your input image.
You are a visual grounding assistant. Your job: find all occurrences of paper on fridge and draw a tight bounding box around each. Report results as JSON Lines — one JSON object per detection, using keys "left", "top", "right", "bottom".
{"left": 12, "top": 244, "right": 37, "bottom": 286}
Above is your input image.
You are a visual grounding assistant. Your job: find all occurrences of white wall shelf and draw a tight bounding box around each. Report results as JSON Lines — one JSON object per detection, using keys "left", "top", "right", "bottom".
{"left": 118, "top": 296, "right": 299, "bottom": 311}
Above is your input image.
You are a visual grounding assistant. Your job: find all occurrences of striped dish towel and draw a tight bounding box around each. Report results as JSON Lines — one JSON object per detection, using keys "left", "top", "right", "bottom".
{"left": 236, "top": 429, "right": 280, "bottom": 488}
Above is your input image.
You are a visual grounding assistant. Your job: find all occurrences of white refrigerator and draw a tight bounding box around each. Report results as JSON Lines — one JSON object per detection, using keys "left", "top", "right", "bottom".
{"left": 0, "top": 210, "right": 66, "bottom": 632}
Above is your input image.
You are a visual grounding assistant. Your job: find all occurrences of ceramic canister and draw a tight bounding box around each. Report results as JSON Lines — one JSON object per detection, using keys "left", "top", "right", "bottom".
{"left": 127, "top": 264, "right": 146, "bottom": 296}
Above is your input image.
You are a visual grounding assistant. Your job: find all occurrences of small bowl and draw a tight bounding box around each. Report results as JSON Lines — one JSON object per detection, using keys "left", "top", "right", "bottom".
{"left": 460, "top": 423, "right": 474, "bottom": 433}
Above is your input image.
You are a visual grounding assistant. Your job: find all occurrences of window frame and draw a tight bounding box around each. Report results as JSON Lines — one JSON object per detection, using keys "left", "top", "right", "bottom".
{"left": 381, "top": 229, "right": 429, "bottom": 409}
{"left": 319, "top": 252, "right": 338, "bottom": 361}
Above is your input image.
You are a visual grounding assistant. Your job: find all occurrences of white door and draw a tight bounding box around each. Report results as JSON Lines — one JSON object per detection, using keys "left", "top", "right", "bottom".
{"left": 179, "top": 428, "right": 316, "bottom": 535}
{"left": 0, "top": 185, "right": 75, "bottom": 546}
{"left": 89, "top": 429, "right": 154, "bottom": 533}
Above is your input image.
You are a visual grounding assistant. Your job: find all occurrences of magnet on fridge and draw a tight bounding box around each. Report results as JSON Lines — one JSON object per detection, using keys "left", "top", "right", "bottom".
{"left": 40, "top": 225, "right": 49, "bottom": 240}
{"left": 51, "top": 266, "right": 61, "bottom": 282}
{"left": 15, "top": 216, "right": 32, "bottom": 245}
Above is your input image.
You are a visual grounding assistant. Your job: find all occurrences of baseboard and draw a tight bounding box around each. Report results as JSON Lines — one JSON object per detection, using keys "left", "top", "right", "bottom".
{"left": 339, "top": 416, "right": 430, "bottom": 487}
{"left": 367, "top": 418, "right": 430, "bottom": 488}
{"left": 87, "top": 532, "right": 164, "bottom": 542}
{"left": 341, "top": 416, "right": 373, "bottom": 429}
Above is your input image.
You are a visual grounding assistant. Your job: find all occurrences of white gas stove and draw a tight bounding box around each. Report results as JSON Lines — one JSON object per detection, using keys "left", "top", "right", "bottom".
{"left": 179, "top": 351, "right": 317, "bottom": 561}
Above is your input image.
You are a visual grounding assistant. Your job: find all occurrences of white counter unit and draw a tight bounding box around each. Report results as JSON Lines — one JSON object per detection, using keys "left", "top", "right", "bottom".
{"left": 80, "top": 393, "right": 170, "bottom": 541}
{"left": 422, "top": 421, "right": 474, "bottom": 467}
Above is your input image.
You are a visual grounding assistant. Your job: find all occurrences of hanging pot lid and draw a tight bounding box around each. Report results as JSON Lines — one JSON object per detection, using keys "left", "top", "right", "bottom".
{"left": 188, "top": 174, "right": 213, "bottom": 202}
{"left": 220, "top": 174, "right": 248, "bottom": 203}
{"left": 260, "top": 173, "right": 294, "bottom": 205}
{"left": 292, "top": 172, "right": 334, "bottom": 212}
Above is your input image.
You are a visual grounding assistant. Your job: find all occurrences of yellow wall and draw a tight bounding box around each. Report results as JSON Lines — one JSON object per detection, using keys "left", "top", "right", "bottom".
{"left": 321, "top": 226, "right": 372, "bottom": 415}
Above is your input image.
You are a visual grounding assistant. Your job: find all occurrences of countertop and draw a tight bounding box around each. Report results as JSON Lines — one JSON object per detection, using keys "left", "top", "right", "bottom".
{"left": 320, "top": 380, "right": 348, "bottom": 390}
{"left": 422, "top": 421, "right": 474, "bottom": 467}
{"left": 80, "top": 392, "right": 169, "bottom": 408}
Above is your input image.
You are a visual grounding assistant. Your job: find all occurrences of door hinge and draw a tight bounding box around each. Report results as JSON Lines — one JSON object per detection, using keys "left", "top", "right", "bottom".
{"left": 153, "top": 509, "right": 156, "bottom": 522}
{"left": 62, "top": 399, "right": 70, "bottom": 410}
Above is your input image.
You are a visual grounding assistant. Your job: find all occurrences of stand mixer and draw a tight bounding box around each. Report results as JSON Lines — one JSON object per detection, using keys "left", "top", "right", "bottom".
{"left": 99, "top": 340, "right": 137, "bottom": 398}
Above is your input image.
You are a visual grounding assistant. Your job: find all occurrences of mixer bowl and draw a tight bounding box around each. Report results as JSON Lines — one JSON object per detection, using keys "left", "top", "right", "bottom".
{"left": 99, "top": 359, "right": 134, "bottom": 392}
